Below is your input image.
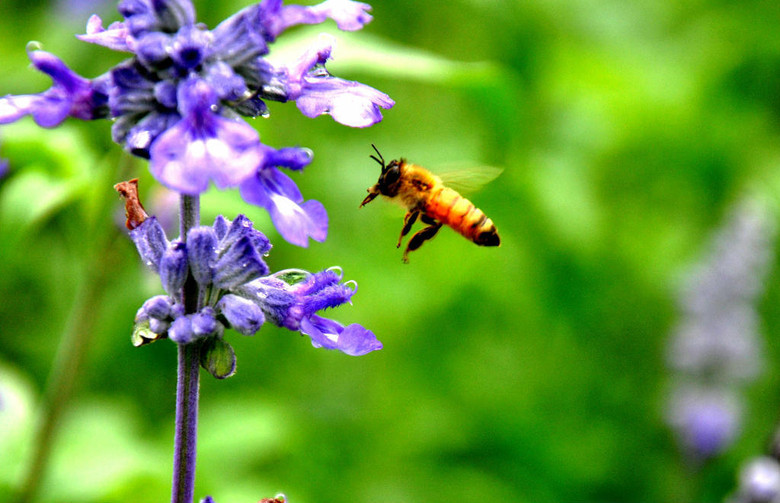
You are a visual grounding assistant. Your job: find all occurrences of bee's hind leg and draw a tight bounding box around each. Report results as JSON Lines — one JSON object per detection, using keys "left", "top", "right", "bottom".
{"left": 402, "top": 216, "right": 442, "bottom": 263}
{"left": 397, "top": 210, "right": 421, "bottom": 248}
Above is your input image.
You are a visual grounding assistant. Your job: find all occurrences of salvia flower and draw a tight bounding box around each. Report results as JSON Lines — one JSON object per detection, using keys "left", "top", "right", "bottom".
{"left": 665, "top": 198, "right": 775, "bottom": 461}
{"left": 0, "top": 0, "right": 393, "bottom": 246}
{"left": 0, "top": 49, "right": 110, "bottom": 128}
{"left": 130, "top": 214, "right": 381, "bottom": 377}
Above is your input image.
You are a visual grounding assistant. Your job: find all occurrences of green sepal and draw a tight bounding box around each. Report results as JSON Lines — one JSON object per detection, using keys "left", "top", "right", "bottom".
{"left": 200, "top": 337, "right": 237, "bottom": 379}
{"left": 131, "top": 319, "right": 164, "bottom": 347}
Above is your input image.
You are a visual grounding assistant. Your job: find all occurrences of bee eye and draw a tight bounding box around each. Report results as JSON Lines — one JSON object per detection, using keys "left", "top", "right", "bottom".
{"left": 383, "top": 166, "right": 400, "bottom": 185}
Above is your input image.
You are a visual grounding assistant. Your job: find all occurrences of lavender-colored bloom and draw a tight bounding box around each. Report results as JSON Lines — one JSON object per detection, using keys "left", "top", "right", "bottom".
{"left": 284, "top": 34, "right": 395, "bottom": 128}
{"left": 2, "top": 0, "right": 393, "bottom": 246}
{"left": 667, "top": 386, "right": 742, "bottom": 460}
{"left": 237, "top": 267, "right": 382, "bottom": 356}
{"left": 0, "top": 50, "right": 109, "bottom": 128}
{"left": 149, "top": 77, "right": 263, "bottom": 195}
{"left": 239, "top": 145, "right": 327, "bottom": 247}
{"left": 665, "top": 198, "right": 775, "bottom": 461}
{"left": 131, "top": 214, "right": 380, "bottom": 360}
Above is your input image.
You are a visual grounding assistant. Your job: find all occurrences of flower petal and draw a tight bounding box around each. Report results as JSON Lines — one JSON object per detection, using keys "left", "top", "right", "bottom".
{"left": 239, "top": 167, "right": 327, "bottom": 247}
{"left": 284, "top": 36, "right": 394, "bottom": 127}
{"left": 0, "top": 51, "right": 109, "bottom": 127}
{"left": 300, "top": 315, "right": 382, "bottom": 356}
{"left": 149, "top": 78, "right": 262, "bottom": 194}
{"left": 269, "top": 0, "right": 372, "bottom": 38}
{"left": 77, "top": 15, "right": 134, "bottom": 52}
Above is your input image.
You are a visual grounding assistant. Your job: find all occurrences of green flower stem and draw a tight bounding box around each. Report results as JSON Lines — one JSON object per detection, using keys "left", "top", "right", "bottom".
{"left": 171, "top": 194, "right": 201, "bottom": 503}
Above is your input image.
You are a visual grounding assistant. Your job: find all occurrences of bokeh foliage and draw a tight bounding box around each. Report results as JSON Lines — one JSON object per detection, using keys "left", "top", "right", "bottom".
{"left": 2, "top": 0, "right": 780, "bottom": 502}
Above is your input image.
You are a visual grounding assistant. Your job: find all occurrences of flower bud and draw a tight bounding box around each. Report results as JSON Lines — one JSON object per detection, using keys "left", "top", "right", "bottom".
{"left": 160, "top": 241, "right": 188, "bottom": 295}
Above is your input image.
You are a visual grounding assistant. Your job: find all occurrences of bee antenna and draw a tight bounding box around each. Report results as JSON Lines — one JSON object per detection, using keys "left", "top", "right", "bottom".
{"left": 370, "top": 144, "right": 386, "bottom": 172}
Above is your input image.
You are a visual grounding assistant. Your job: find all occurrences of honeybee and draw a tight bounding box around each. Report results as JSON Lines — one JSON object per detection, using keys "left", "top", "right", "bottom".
{"left": 360, "top": 145, "right": 501, "bottom": 262}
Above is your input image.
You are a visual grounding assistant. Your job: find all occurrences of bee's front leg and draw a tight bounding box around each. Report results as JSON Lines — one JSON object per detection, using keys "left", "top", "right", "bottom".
{"left": 402, "top": 216, "right": 442, "bottom": 263}
{"left": 397, "top": 210, "right": 420, "bottom": 248}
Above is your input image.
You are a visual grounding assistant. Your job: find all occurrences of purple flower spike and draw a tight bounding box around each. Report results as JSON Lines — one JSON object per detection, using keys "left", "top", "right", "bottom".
{"left": 0, "top": 50, "right": 109, "bottom": 127}
{"left": 149, "top": 78, "right": 263, "bottom": 195}
{"left": 285, "top": 35, "right": 394, "bottom": 127}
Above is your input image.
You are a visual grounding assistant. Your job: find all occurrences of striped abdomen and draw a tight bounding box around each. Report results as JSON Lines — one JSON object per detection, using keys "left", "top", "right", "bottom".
{"left": 426, "top": 187, "right": 500, "bottom": 246}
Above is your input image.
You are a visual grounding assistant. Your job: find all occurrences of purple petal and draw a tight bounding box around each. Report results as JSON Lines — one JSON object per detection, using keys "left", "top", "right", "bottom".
{"left": 284, "top": 36, "right": 394, "bottom": 127}
{"left": 239, "top": 167, "right": 328, "bottom": 247}
{"left": 0, "top": 51, "right": 108, "bottom": 127}
{"left": 212, "top": 236, "right": 269, "bottom": 289}
{"left": 268, "top": 0, "right": 372, "bottom": 38}
{"left": 149, "top": 78, "right": 262, "bottom": 194}
{"left": 217, "top": 214, "right": 271, "bottom": 257}
{"left": 77, "top": 15, "right": 134, "bottom": 52}
{"left": 300, "top": 315, "right": 382, "bottom": 356}
{"left": 336, "top": 323, "right": 383, "bottom": 355}
{"left": 0, "top": 94, "right": 67, "bottom": 127}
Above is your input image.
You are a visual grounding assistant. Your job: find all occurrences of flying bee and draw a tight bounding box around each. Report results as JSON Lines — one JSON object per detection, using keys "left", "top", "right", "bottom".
{"left": 360, "top": 145, "right": 501, "bottom": 263}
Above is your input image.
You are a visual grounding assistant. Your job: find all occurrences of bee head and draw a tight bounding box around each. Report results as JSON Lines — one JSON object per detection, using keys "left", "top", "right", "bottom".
{"left": 361, "top": 145, "right": 403, "bottom": 207}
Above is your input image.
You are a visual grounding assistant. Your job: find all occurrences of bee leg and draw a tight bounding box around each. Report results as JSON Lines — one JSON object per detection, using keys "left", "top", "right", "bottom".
{"left": 402, "top": 217, "right": 442, "bottom": 263}
{"left": 397, "top": 210, "right": 420, "bottom": 248}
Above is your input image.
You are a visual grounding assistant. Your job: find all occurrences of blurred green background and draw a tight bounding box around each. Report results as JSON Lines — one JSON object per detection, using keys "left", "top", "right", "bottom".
{"left": 2, "top": 0, "right": 780, "bottom": 502}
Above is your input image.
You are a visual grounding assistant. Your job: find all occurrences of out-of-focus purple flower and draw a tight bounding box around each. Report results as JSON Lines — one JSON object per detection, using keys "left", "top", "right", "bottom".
{"left": 2, "top": 0, "right": 394, "bottom": 245}
{"left": 729, "top": 457, "right": 780, "bottom": 503}
{"left": 131, "top": 215, "right": 380, "bottom": 370}
{"left": 667, "top": 386, "right": 742, "bottom": 460}
{"left": 0, "top": 139, "right": 8, "bottom": 179}
{"left": 665, "top": 198, "right": 775, "bottom": 461}
{"left": 0, "top": 50, "right": 109, "bottom": 128}
{"left": 58, "top": 0, "right": 113, "bottom": 22}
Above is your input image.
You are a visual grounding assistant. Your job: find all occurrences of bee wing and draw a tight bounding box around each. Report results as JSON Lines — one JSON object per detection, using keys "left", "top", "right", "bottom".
{"left": 436, "top": 165, "right": 503, "bottom": 194}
